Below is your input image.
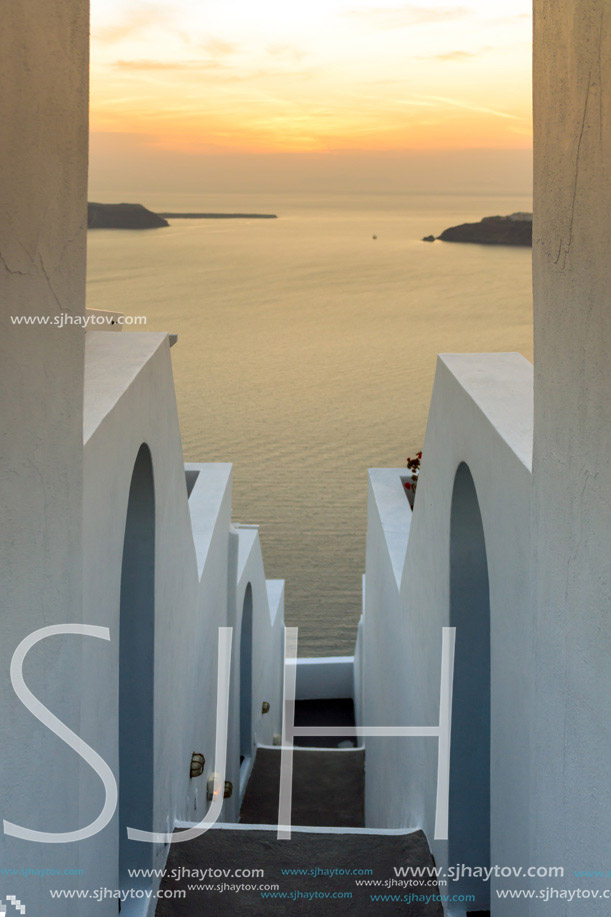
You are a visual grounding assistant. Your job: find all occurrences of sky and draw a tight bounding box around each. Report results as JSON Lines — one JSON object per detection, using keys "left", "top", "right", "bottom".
{"left": 89, "top": 0, "right": 533, "bottom": 194}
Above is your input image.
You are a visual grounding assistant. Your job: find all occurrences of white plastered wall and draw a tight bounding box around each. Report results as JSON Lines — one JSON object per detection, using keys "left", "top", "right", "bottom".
{"left": 532, "top": 3, "right": 611, "bottom": 912}
{"left": 226, "top": 526, "right": 285, "bottom": 819}
{"left": 79, "top": 332, "right": 284, "bottom": 912}
{"left": 361, "top": 353, "right": 534, "bottom": 914}
{"left": 0, "top": 0, "right": 89, "bottom": 910}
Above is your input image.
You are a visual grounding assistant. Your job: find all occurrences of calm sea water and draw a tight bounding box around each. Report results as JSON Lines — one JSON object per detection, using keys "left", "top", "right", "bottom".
{"left": 86, "top": 190, "right": 533, "bottom": 655}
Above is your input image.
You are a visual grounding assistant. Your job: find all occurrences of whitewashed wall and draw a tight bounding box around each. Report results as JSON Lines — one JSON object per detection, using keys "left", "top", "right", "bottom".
{"left": 361, "top": 353, "right": 533, "bottom": 914}
{"left": 0, "top": 2, "right": 285, "bottom": 908}
{"left": 226, "top": 527, "right": 285, "bottom": 817}
{"left": 532, "top": 3, "right": 611, "bottom": 912}
{"left": 0, "top": 0, "right": 89, "bottom": 911}
{"left": 80, "top": 331, "right": 284, "bottom": 912}
{"left": 0, "top": 320, "right": 285, "bottom": 915}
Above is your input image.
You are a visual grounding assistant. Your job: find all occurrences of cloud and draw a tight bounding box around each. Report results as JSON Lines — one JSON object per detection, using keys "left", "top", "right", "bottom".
{"left": 112, "top": 59, "right": 315, "bottom": 83}
{"left": 418, "top": 46, "right": 493, "bottom": 61}
{"left": 200, "top": 37, "right": 238, "bottom": 57}
{"left": 94, "top": 4, "right": 170, "bottom": 45}
{"left": 250, "top": 67, "right": 315, "bottom": 81}
{"left": 114, "top": 59, "right": 228, "bottom": 71}
{"left": 346, "top": 5, "right": 471, "bottom": 29}
{"left": 428, "top": 49, "right": 477, "bottom": 61}
{"left": 418, "top": 94, "right": 521, "bottom": 120}
{"left": 494, "top": 13, "right": 531, "bottom": 23}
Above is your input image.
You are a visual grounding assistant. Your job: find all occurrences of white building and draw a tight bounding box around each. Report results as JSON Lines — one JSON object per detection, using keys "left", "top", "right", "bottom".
{"left": 359, "top": 6, "right": 611, "bottom": 913}
{"left": 1, "top": 2, "right": 610, "bottom": 916}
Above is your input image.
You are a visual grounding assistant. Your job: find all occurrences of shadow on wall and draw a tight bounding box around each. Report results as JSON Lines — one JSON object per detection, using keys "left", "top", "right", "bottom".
{"left": 449, "top": 463, "right": 490, "bottom": 911}
{"left": 119, "top": 443, "right": 155, "bottom": 896}
{"left": 240, "top": 584, "right": 254, "bottom": 766}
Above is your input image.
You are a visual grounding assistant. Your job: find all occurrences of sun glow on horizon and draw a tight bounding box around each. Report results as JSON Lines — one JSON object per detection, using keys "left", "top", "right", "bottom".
{"left": 91, "top": 0, "right": 532, "bottom": 160}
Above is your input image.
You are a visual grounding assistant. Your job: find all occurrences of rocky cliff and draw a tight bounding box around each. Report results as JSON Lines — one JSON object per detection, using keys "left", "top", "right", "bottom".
{"left": 87, "top": 202, "right": 169, "bottom": 229}
{"left": 431, "top": 213, "right": 532, "bottom": 247}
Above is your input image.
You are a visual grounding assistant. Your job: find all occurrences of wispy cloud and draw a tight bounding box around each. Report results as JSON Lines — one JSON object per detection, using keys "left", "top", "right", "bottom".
{"left": 375, "top": 94, "right": 520, "bottom": 120}
{"left": 94, "top": 4, "right": 170, "bottom": 45}
{"left": 200, "top": 37, "right": 238, "bottom": 57}
{"left": 250, "top": 67, "right": 316, "bottom": 81}
{"left": 493, "top": 13, "right": 531, "bottom": 24}
{"left": 418, "top": 47, "right": 493, "bottom": 61}
{"left": 114, "top": 59, "right": 228, "bottom": 71}
{"left": 427, "top": 49, "right": 477, "bottom": 61}
{"left": 346, "top": 5, "right": 470, "bottom": 29}
{"left": 418, "top": 94, "right": 521, "bottom": 120}
{"left": 112, "top": 59, "right": 315, "bottom": 84}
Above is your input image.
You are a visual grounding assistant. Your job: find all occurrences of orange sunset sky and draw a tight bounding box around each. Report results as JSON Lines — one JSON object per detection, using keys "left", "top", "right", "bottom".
{"left": 89, "top": 0, "right": 533, "bottom": 193}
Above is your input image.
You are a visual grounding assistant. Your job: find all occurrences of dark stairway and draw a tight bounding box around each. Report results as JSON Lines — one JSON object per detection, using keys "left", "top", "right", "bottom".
{"left": 155, "top": 744, "right": 443, "bottom": 915}
{"left": 156, "top": 823, "right": 443, "bottom": 915}
{"left": 240, "top": 746, "right": 365, "bottom": 827}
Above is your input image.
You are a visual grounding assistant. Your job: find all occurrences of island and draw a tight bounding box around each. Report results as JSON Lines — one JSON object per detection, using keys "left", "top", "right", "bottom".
{"left": 88, "top": 202, "right": 169, "bottom": 229}
{"left": 87, "top": 203, "right": 279, "bottom": 228}
{"left": 157, "top": 212, "right": 277, "bottom": 220}
{"left": 423, "top": 212, "right": 532, "bottom": 247}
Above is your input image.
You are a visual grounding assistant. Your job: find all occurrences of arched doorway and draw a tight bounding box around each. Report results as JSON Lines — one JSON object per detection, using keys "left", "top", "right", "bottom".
{"left": 240, "top": 584, "right": 254, "bottom": 772}
{"left": 449, "top": 462, "right": 490, "bottom": 911}
{"left": 119, "top": 444, "right": 155, "bottom": 902}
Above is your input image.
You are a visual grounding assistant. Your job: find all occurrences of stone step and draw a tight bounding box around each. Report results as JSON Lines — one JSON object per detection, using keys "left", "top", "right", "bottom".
{"left": 155, "top": 826, "right": 444, "bottom": 916}
{"left": 240, "top": 746, "right": 365, "bottom": 827}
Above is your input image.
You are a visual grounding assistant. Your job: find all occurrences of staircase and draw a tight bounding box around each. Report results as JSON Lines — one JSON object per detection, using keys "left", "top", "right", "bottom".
{"left": 240, "top": 746, "right": 365, "bottom": 827}
{"left": 155, "top": 738, "right": 444, "bottom": 916}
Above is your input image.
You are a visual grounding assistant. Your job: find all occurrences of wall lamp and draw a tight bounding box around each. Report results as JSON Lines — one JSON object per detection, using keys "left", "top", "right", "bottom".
{"left": 207, "top": 773, "right": 233, "bottom": 802}
{"left": 190, "top": 753, "right": 205, "bottom": 778}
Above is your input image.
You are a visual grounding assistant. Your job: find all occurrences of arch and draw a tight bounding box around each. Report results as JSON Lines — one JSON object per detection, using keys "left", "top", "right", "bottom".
{"left": 119, "top": 444, "right": 155, "bottom": 896}
{"left": 449, "top": 462, "right": 490, "bottom": 910}
{"left": 240, "top": 584, "right": 254, "bottom": 766}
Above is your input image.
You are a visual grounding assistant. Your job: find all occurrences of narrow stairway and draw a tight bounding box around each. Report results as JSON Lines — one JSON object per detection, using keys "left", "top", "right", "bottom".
{"left": 155, "top": 699, "right": 445, "bottom": 915}
{"left": 156, "top": 820, "right": 443, "bottom": 915}
{"left": 240, "top": 746, "right": 365, "bottom": 827}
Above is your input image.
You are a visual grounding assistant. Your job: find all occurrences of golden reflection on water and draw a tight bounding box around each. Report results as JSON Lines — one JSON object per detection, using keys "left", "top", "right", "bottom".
{"left": 87, "top": 191, "right": 533, "bottom": 655}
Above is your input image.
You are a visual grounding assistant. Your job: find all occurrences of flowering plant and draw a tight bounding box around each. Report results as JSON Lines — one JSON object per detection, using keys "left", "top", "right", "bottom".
{"left": 404, "top": 451, "right": 422, "bottom": 500}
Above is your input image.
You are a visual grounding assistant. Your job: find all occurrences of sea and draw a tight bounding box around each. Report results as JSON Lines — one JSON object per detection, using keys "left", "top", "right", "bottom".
{"left": 86, "top": 190, "right": 533, "bottom": 656}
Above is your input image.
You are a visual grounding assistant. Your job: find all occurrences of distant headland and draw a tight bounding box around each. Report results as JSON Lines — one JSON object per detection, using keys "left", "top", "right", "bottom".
{"left": 88, "top": 202, "right": 169, "bottom": 229}
{"left": 87, "top": 202, "right": 277, "bottom": 229}
{"left": 423, "top": 212, "right": 532, "bottom": 247}
{"left": 158, "top": 212, "right": 278, "bottom": 220}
